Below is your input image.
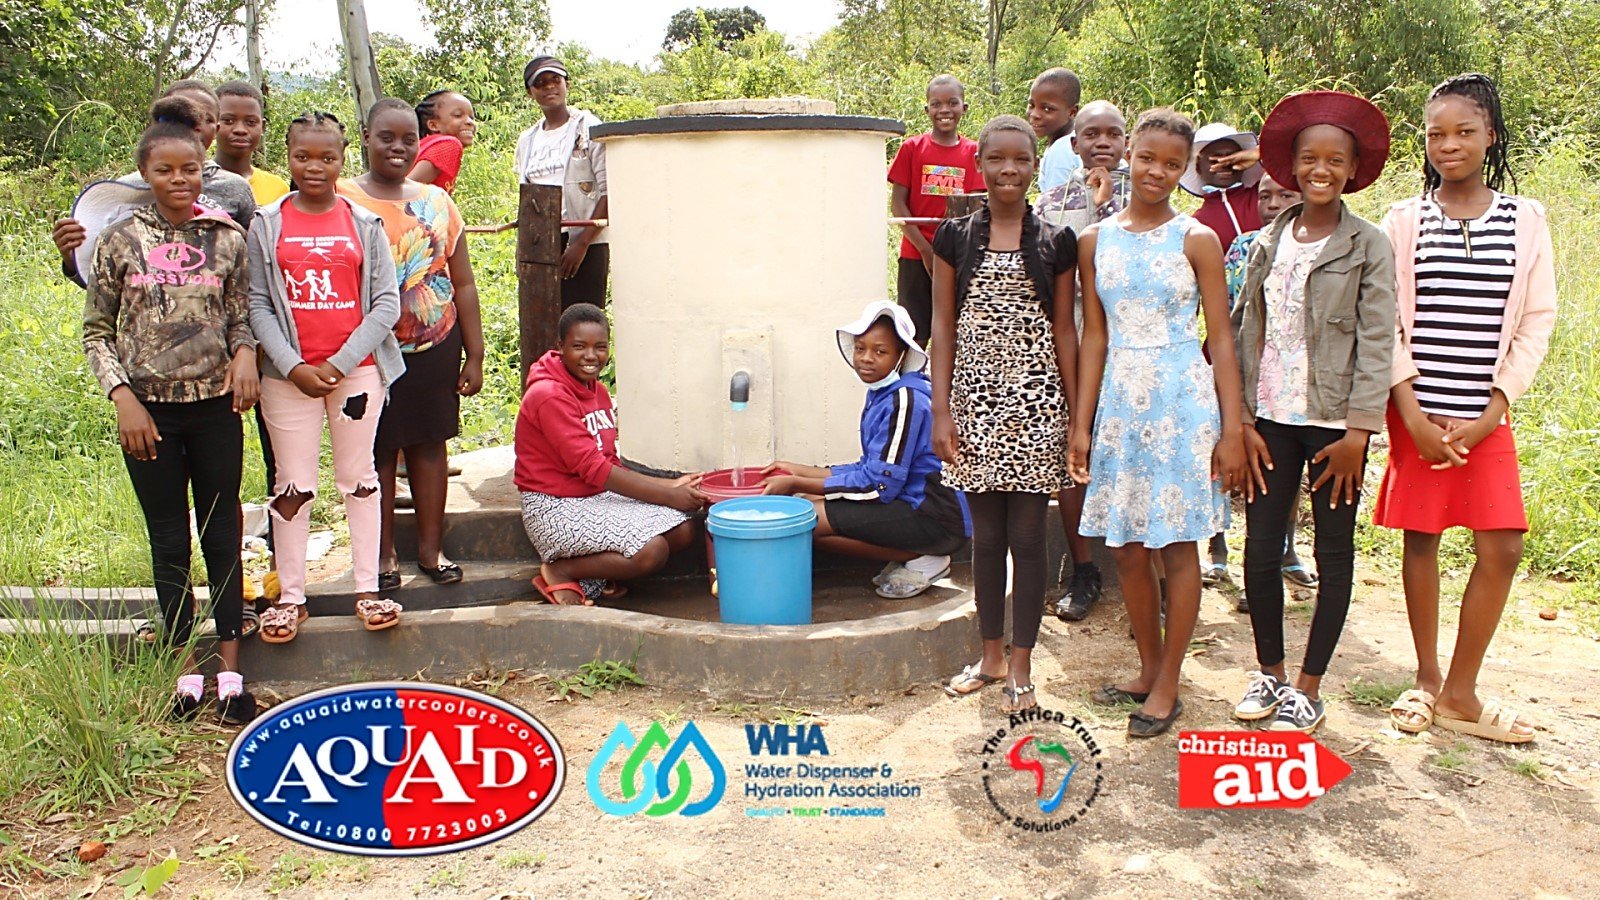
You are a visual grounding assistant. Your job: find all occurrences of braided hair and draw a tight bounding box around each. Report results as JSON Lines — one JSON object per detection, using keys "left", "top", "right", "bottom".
{"left": 1425, "top": 73, "right": 1515, "bottom": 194}
{"left": 1131, "top": 107, "right": 1197, "bottom": 153}
{"left": 285, "top": 110, "right": 348, "bottom": 147}
{"left": 415, "top": 90, "right": 454, "bottom": 136}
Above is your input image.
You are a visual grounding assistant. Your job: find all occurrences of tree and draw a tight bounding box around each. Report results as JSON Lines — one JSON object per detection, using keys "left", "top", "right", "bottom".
{"left": 336, "top": 0, "right": 382, "bottom": 119}
{"left": 416, "top": 0, "right": 551, "bottom": 105}
{"left": 662, "top": 6, "right": 767, "bottom": 51}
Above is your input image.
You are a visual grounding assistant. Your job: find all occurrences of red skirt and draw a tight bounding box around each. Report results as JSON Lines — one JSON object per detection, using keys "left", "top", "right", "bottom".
{"left": 1373, "top": 406, "right": 1527, "bottom": 534}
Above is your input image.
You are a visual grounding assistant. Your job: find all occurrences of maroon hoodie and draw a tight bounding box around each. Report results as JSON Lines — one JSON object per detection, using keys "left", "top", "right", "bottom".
{"left": 514, "top": 350, "right": 619, "bottom": 497}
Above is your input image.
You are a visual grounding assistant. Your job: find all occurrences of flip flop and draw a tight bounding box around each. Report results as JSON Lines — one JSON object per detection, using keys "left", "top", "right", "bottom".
{"left": 871, "top": 562, "right": 905, "bottom": 587}
{"left": 1128, "top": 698, "right": 1184, "bottom": 738}
{"left": 1281, "top": 564, "right": 1319, "bottom": 588}
{"left": 1201, "top": 563, "right": 1228, "bottom": 586}
{"left": 1388, "top": 689, "right": 1437, "bottom": 733}
{"left": 1434, "top": 701, "right": 1535, "bottom": 744}
{"left": 533, "top": 574, "right": 591, "bottom": 606}
{"left": 876, "top": 565, "right": 948, "bottom": 599}
{"left": 943, "top": 663, "right": 1003, "bottom": 697}
{"left": 1003, "top": 682, "right": 1037, "bottom": 712}
{"left": 240, "top": 602, "right": 261, "bottom": 639}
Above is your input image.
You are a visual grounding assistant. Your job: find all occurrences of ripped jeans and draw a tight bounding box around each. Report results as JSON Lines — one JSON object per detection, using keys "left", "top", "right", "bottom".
{"left": 260, "top": 366, "right": 386, "bottom": 604}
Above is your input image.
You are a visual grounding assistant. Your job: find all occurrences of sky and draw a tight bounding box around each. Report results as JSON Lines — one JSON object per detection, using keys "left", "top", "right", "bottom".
{"left": 214, "top": 0, "right": 844, "bottom": 74}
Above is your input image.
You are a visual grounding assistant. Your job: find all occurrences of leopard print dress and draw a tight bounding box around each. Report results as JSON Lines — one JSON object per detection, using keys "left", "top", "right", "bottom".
{"left": 945, "top": 248, "right": 1068, "bottom": 494}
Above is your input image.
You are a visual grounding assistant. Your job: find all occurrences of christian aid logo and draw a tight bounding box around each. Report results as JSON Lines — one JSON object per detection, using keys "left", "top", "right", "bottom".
{"left": 1177, "top": 731, "right": 1352, "bottom": 809}
{"left": 226, "top": 683, "right": 565, "bottom": 856}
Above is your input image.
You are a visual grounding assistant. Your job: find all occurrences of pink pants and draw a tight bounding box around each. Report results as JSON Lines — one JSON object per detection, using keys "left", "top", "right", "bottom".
{"left": 260, "top": 366, "right": 385, "bottom": 604}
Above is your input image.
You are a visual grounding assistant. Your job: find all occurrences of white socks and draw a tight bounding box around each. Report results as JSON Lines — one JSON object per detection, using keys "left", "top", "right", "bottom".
{"left": 176, "top": 674, "right": 204, "bottom": 701}
{"left": 176, "top": 672, "right": 245, "bottom": 700}
{"left": 904, "top": 555, "right": 950, "bottom": 578}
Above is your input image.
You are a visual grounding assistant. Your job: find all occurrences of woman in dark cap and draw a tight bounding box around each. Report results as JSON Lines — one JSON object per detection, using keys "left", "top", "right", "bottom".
{"left": 514, "top": 56, "right": 610, "bottom": 308}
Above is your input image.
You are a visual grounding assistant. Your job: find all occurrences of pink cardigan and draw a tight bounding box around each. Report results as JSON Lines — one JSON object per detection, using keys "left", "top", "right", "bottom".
{"left": 1382, "top": 194, "right": 1557, "bottom": 405}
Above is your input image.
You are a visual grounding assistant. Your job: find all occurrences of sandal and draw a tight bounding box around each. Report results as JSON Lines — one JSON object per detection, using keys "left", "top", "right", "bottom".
{"left": 1434, "top": 701, "right": 1535, "bottom": 745}
{"left": 378, "top": 570, "right": 402, "bottom": 592}
{"left": 259, "top": 603, "right": 307, "bottom": 644}
{"left": 876, "top": 564, "right": 948, "bottom": 599}
{"left": 1201, "top": 563, "right": 1228, "bottom": 586}
{"left": 1128, "top": 698, "right": 1184, "bottom": 738}
{"left": 134, "top": 619, "right": 158, "bottom": 643}
{"left": 533, "top": 575, "right": 590, "bottom": 606}
{"left": 417, "top": 562, "right": 463, "bottom": 585}
{"left": 1388, "top": 689, "right": 1437, "bottom": 733}
{"left": 355, "top": 597, "right": 403, "bottom": 631}
{"left": 1003, "top": 682, "right": 1038, "bottom": 713}
{"left": 240, "top": 602, "right": 261, "bottom": 640}
{"left": 943, "top": 663, "right": 1004, "bottom": 697}
{"left": 1091, "top": 684, "right": 1150, "bottom": 706}
{"left": 1281, "top": 564, "right": 1319, "bottom": 588}
{"left": 600, "top": 580, "right": 629, "bottom": 600}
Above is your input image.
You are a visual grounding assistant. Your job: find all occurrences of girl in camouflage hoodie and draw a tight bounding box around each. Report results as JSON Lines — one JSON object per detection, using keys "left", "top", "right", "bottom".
{"left": 82, "top": 97, "right": 260, "bottom": 725}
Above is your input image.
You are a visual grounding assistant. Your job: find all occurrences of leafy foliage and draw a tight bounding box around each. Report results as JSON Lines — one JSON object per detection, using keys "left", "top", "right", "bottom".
{"left": 663, "top": 5, "right": 767, "bottom": 51}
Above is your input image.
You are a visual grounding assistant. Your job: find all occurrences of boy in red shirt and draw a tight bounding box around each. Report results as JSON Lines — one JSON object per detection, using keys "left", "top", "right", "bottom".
{"left": 888, "top": 74, "right": 985, "bottom": 346}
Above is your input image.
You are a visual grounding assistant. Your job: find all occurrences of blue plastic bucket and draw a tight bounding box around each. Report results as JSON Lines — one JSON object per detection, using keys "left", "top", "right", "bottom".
{"left": 706, "top": 495, "right": 817, "bottom": 625}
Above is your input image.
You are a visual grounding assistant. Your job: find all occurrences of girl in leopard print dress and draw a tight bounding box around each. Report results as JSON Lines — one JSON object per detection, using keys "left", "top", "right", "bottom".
{"left": 930, "top": 115, "right": 1079, "bottom": 712}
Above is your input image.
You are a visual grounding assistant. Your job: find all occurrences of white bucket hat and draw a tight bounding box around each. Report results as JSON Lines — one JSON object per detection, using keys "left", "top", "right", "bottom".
{"left": 1179, "top": 123, "right": 1263, "bottom": 197}
{"left": 71, "top": 179, "right": 155, "bottom": 277}
{"left": 835, "top": 300, "right": 928, "bottom": 374}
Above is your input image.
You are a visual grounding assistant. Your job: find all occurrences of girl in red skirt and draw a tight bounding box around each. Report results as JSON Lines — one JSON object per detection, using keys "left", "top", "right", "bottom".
{"left": 1378, "top": 74, "right": 1557, "bottom": 744}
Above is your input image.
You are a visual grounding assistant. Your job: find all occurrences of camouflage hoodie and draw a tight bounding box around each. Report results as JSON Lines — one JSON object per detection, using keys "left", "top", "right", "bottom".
{"left": 83, "top": 204, "right": 254, "bottom": 403}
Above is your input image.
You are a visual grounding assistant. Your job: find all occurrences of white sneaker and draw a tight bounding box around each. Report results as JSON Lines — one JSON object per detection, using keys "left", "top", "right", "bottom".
{"left": 1234, "top": 671, "right": 1289, "bottom": 721}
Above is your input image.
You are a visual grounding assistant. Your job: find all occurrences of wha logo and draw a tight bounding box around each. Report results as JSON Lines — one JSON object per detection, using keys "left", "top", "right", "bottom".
{"left": 587, "top": 721, "right": 727, "bottom": 817}
{"left": 225, "top": 683, "right": 564, "bottom": 856}
{"left": 979, "top": 708, "right": 1103, "bottom": 832}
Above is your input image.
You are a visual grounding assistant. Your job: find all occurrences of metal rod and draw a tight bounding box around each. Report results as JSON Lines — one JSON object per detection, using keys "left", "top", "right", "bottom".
{"left": 472, "top": 216, "right": 943, "bottom": 235}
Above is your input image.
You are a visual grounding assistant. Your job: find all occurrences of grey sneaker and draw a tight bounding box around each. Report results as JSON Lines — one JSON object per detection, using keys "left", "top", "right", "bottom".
{"left": 1269, "top": 687, "right": 1326, "bottom": 733}
{"left": 1234, "top": 671, "right": 1289, "bottom": 721}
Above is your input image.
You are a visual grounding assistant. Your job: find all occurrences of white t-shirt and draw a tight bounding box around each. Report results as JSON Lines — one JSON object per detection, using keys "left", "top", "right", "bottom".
{"left": 519, "top": 121, "right": 579, "bottom": 187}
{"left": 1258, "top": 226, "right": 1342, "bottom": 429}
{"left": 513, "top": 107, "right": 609, "bottom": 242}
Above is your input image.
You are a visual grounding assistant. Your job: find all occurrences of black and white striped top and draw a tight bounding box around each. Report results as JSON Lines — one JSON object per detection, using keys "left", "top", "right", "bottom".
{"left": 1411, "top": 193, "right": 1517, "bottom": 417}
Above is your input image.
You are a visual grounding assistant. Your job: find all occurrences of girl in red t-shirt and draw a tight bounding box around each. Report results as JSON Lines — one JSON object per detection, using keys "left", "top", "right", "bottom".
{"left": 247, "top": 112, "right": 405, "bottom": 642}
{"left": 409, "top": 90, "right": 476, "bottom": 194}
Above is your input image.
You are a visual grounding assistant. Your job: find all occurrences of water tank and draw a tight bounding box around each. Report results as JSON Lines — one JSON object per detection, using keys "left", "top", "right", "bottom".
{"left": 592, "top": 99, "right": 904, "bottom": 475}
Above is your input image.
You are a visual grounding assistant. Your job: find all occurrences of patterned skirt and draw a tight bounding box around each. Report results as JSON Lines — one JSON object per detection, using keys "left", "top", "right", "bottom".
{"left": 519, "top": 490, "right": 689, "bottom": 563}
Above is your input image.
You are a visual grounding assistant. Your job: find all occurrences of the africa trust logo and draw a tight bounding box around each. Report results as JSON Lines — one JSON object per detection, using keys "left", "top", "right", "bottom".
{"left": 978, "top": 708, "right": 1104, "bottom": 831}
{"left": 226, "top": 683, "right": 565, "bottom": 856}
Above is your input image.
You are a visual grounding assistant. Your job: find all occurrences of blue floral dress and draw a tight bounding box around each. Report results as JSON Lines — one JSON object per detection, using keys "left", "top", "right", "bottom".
{"left": 1080, "top": 214, "right": 1226, "bottom": 547}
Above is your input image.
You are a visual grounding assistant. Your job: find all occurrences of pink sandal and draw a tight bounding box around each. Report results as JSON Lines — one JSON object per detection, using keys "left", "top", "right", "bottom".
{"left": 354, "top": 597, "right": 402, "bottom": 631}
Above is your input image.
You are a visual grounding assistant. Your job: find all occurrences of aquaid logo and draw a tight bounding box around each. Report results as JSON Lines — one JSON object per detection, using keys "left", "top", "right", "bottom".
{"left": 587, "top": 721, "right": 727, "bottom": 817}
{"left": 1177, "top": 731, "right": 1352, "bottom": 809}
{"left": 226, "top": 683, "right": 564, "bottom": 856}
{"left": 979, "top": 708, "right": 1103, "bottom": 832}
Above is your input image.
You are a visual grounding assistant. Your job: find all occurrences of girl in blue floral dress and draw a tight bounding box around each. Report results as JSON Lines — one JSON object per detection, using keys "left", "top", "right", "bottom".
{"left": 1070, "top": 109, "right": 1246, "bottom": 737}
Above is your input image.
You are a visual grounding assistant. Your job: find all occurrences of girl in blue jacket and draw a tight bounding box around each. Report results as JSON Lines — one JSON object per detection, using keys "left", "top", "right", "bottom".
{"left": 763, "top": 301, "right": 970, "bottom": 599}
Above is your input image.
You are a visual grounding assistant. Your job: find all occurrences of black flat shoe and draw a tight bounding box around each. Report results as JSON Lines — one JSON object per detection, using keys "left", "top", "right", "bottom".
{"left": 417, "top": 562, "right": 464, "bottom": 585}
{"left": 1091, "top": 684, "right": 1150, "bottom": 706}
{"left": 217, "top": 691, "right": 258, "bottom": 726}
{"left": 1127, "top": 698, "right": 1184, "bottom": 738}
{"left": 378, "top": 570, "right": 402, "bottom": 592}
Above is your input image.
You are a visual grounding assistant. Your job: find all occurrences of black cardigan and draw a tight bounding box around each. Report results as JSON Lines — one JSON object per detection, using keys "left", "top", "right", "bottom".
{"left": 931, "top": 204, "right": 1077, "bottom": 318}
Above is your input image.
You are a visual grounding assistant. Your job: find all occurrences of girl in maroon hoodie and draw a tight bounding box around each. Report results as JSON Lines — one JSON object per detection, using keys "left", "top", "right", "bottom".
{"left": 514, "top": 304, "right": 705, "bottom": 605}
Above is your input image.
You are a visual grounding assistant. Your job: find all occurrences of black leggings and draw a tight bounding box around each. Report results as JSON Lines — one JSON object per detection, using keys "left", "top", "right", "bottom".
{"left": 123, "top": 396, "right": 245, "bottom": 644}
{"left": 1244, "top": 419, "right": 1363, "bottom": 677}
{"left": 967, "top": 491, "right": 1051, "bottom": 650}
{"left": 253, "top": 403, "right": 276, "bottom": 550}
{"left": 559, "top": 234, "right": 610, "bottom": 309}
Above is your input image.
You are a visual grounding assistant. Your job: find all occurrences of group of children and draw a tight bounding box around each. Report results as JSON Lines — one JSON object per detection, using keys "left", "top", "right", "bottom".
{"left": 66, "top": 62, "right": 1554, "bottom": 747}
{"left": 869, "top": 69, "right": 1554, "bottom": 743}
{"left": 66, "top": 75, "right": 488, "bottom": 724}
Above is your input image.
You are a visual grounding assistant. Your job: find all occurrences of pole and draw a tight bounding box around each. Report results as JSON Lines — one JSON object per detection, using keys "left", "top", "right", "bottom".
{"left": 245, "top": 0, "right": 264, "bottom": 92}
{"left": 336, "top": 0, "right": 383, "bottom": 120}
{"left": 517, "top": 183, "right": 563, "bottom": 380}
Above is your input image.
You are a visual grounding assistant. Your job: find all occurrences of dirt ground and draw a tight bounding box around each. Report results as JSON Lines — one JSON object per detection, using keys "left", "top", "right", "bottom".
{"left": 37, "top": 562, "right": 1600, "bottom": 900}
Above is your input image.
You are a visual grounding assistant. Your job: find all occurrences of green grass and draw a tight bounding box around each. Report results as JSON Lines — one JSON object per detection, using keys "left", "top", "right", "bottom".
{"left": 551, "top": 654, "right": 647, "bottom": 700}
{"left": 497, "top": 849, "right": 546, "bottom": 870}
{"left": 1431, "top": 743, "right": 1472, "bottom": 772}
{"left": 1343, "top": 676, "right": 1410, "bottom": 710}
{"left": 1508, "top": 757, "right": 1545, "bottom": 780}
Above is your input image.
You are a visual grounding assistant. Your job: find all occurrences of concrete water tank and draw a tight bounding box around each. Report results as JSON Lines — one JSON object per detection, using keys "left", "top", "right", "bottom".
{"left": 592, "top": 99, "right": 904, "bottom": 475}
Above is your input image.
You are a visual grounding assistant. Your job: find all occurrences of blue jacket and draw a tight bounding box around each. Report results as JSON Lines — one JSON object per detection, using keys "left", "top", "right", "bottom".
{"left": 822, "top": 373, "right": 970, "bottom": 537}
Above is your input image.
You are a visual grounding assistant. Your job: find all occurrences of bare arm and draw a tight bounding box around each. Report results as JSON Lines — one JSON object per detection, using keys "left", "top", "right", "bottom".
{"left": 1187, "top": 225, "right": 1246, "bottom": 492}
{"left": 1068, "top": 227, "right": 1104, "bottom": 484}
{"left": 930, "top": 254, "right": 959, "bottom": 463}
{"left": 891, "top": 183, "right": 935, "bottom": 263}
{"left": 447, "top": 233, "right": 485, "bottom": 395}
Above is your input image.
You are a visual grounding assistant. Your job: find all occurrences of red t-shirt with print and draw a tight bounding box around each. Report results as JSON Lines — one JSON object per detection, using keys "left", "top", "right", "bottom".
{"left": 277, "top": 199, "right": 369, "bottom": 369}
{"left": 888, "top": 132, "right": 986, "bottom": 260}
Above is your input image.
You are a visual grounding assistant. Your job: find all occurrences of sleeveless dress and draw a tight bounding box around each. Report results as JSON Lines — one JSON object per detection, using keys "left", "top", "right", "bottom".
{"left": 1079, "top": 214, "right": 1226, "bottom": 547}
{"left": 944, "top": 249, "right": 1068, "bottom": 494}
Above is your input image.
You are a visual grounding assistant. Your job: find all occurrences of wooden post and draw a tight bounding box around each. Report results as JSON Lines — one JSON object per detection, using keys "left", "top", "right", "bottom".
{"left": 517, "top": 183, "right": 564, "bottom": 380}
{"left": 336, "top": 0, "right": 383, "bottom": 120}
{"left": 245, "top": 0, "right": 264, "bottom": 92}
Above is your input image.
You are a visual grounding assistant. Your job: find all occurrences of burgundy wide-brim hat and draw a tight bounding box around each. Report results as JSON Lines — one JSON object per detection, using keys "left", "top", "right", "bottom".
{"left": 1258, "top": 91, "right": 1391, "bottom": 194}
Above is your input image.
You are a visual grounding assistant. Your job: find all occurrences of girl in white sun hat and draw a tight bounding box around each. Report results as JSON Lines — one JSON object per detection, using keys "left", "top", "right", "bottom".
{"left": 763, "top": 301, "right": 971, "bottom": 600}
